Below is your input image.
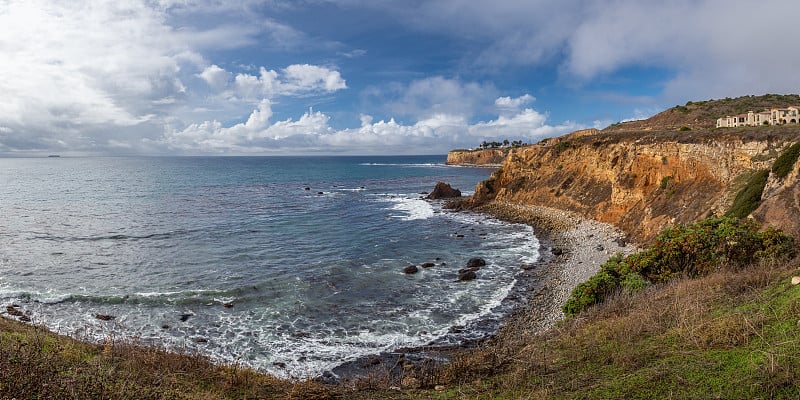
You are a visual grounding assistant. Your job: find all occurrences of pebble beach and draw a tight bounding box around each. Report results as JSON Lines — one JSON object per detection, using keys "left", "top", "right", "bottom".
{"left": 474, "top": 201, "right": 638, "bottom": 333}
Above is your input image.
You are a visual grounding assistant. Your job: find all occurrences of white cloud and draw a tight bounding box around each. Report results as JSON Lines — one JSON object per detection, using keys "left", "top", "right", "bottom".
{"left": 345, "top": 0, "right": 800, "bottom": 103}
{"left": 495, "top": 94, "right": 535, "bottom": 113}
{"left": 198, "top": 65, "right": 232, "bottom": 92}
{"left": 202, "top": 64, "right": 346, "bottom": 99}
{"left": 159, "top": 101, "right": 578, "bottom": 154}
{"left": 0, "top": 1, "right": 351, "bottom": 153}
{"left": 283, "top": 64, "right": 347, "bottom": 93}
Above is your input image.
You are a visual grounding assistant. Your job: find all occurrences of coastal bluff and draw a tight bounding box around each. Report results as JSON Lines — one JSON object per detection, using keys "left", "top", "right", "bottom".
{"left": 446, "top": 148, "right": 508, "bottom": 166}
{"left": 449, "top": 111, "right": 800, "bottom": 244}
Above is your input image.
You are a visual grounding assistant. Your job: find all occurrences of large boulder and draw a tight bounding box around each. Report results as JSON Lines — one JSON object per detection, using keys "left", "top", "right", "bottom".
{"left": 427, "top": 182, "right": 462, "bottom": 199}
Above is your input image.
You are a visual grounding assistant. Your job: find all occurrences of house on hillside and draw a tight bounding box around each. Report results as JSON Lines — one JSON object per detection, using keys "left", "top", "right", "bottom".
{"left": 717, "top": 107, "right": 800, "bottom": 128}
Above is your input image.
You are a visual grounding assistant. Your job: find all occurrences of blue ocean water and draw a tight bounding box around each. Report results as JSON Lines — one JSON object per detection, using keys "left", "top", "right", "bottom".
{"left": 0, "top": 156, "right": 539, "bottom": 377}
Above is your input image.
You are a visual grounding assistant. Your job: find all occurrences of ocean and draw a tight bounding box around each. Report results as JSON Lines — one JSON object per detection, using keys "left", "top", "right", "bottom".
{"left": 0, "top": 155, "right": 540, "bottom": 377}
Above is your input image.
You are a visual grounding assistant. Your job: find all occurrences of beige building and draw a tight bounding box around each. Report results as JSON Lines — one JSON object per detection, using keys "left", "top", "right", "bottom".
{"left": 717, "top": 107, "right": 800, "bottom": 128}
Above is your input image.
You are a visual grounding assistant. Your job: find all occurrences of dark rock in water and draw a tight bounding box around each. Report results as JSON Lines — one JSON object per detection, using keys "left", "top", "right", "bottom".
{"left": 458, "top": 270, "right": 477, "bottom": 281}
{"left": 440, "top": 262, "right": 447, "bottom": 266}
{"left": 272, "top": 362, "right": 287, "bottom": 369}
{"left": 595, "top": 245, "right": 605, "bottom": 251}
{"left": 318, "top": 370, "right": 339, "bottom": 384}
{"left": 317, "top": 191, "right": 324, "bottom": 195}
{"left": 179, "top": 313, "right": 193, "bottom": 322}
{"left": 420, "top": 262, "right": 435, "bottom": 269}
{"left": 18, "top": 315, "right": 31, "bottom": 323}
{"left": 6, "top": 306, "right": 23, "bottom": 317}
{"left": 551, "top": 247, "right": 564, "bottom": 256}
{"left": 403, "top": 265, "right": 419, "bottom": 274}
{"left": 194, "top": 337, "right": 208, "bottom": 343}
{"left": 466, "top": 257, "right": 486, "bottom": 269}
{"left": 161, "top": 324, "right": 171, "bottom": 329}
{"left": 95, "top": 314, "right": 115, "bottom": 321}
{"left": 223, "top": 302, "right": 234, "bottom": 308}
{"left": 456, "top": 234, "right": 465, "bottom": 238}
{"left": 426, "top": 182, "right": 462, "bottom": 199}
{"left": 304, "top": 187, "right": 310, "bottom": 191}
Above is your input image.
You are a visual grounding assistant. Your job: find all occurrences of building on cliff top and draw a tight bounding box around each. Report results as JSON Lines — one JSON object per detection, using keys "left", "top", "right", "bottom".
{"left": 717, "top": 107, "right": 800, "bottom": 128}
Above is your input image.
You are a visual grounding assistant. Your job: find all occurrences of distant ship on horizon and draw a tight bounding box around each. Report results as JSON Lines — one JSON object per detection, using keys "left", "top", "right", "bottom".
{"left": 47, "top": 155, "right": 61, "bottom": 158}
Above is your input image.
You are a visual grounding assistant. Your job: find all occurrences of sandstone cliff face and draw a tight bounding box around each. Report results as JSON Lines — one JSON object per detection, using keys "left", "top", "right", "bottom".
{"left": 446, "top": 149, "right": 508, "bottom": 165}
{"left": 467, "top": 130, "right": 800, "bottom": 243}
{"left": 753, "top": 159, "right": 800, "bottom": 240}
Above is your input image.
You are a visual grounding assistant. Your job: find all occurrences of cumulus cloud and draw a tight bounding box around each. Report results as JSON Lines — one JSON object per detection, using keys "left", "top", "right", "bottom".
{"left": 198, "top": 65, "right": 232, "bottom": 92}
{"left": 0, "top": 1, "right": 351, "bottom": 153}
{"left": 200, "top": 64, "right": 346, "bottom": 99}
{"left": 495, "top": 94, "right": 535, "bottom": 114}
{"left": 159, "top": 100, "right": 577, "bottom": 154}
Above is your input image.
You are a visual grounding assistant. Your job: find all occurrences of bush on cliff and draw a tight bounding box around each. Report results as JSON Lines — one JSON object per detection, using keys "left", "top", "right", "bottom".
{"left": 772, "top": 142, "right": 800, "bottom": 179}
{"left": 563, "top": 217, "right": 795, "bottom": 317}
{"left": 725, "top": 169, "right": 769, "bottom": 219}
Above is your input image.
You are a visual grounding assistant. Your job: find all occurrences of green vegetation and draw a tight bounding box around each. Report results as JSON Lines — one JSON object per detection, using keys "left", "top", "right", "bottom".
{"left": 659, "top": 175, "right": 673, "bottom": 189}
{"left": 0, "top": 317, "right": 322, "bottom": 399}
{"left": 563, "top": 217, "right": 794, "bottom": 317}
{"left": 477, "top": 139, "right": 526, "bottom": 149}
{"left": 772, "top": 142, "right": 800, "bottom": 179}
{"left": 555, "top": 140, "right": 572, "bottom": 152}
{"left": 679, "top": 126, "right": 691, "bottom": 131}
{"left": 431, "top": 260, "right": 800, "bottom": 399}
{"left": 726, "top": 169, "right": 769, "bottom": 218}
{"left": 673, "top": 105, "right": 690, "bottom": 113}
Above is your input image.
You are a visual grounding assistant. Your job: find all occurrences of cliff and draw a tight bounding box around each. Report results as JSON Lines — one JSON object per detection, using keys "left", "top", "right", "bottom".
{"left": 446, "top": 148, "right": 508, "bottom": 166}
{"left": 460, "top": 127, "right": 800, "bottom": 243}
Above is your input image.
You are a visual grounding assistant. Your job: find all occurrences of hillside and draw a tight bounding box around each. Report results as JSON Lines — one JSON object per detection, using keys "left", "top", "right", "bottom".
{"left": 604, "top": 93, "right": 800, "bottom": 132}
{"left": 446, "top": 94, "right": 800, "bottom": 243}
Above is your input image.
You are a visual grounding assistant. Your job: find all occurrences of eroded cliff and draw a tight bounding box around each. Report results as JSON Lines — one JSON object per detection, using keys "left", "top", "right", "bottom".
{"left": 446, "top": 149, "right": 508, "bottom": 166}
{"left": 461, "top": 128, "right": 800, "bottom": 243}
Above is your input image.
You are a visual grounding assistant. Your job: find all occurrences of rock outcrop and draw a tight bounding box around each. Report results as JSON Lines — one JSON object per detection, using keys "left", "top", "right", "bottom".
{"left": 446, "top": 149, "right": 508, "bottom": 166}
{"left": 462, "top": 128, "right": 800, "bottom": 243}
{"left": 427, "top": 182, "right": 461, "bottom": 199}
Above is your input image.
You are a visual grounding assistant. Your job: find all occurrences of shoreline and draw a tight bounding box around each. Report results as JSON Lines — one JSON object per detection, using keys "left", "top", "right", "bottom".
{"left": 472, "top": 202, "right": 636, "bottom": 333}
{"left": 333, "top": 200, "right": 637, "bottom": 386}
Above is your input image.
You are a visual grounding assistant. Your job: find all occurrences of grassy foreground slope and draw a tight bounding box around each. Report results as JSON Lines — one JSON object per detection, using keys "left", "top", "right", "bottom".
{"left": 400, "top": 259, "right": 800, "bottom": 399}
{"left": 3, "top": 254, "right": 798, "bottom": 400}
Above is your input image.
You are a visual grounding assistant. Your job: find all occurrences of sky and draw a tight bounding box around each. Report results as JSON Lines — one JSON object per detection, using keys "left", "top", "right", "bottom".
{"left": 2, "top": 0, "right": 800, "bottom": 156}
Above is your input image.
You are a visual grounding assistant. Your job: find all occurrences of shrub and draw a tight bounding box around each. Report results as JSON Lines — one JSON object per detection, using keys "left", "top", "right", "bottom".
{"left": 555, "top": 140, "right": 572, "bottom": 152}
{"left": 772, "top": 142, "right": 800, "bottom": 179}
{"left": 563, "top": 217, "right": 795, "bottom": 317}
{"left": 660, "top": 176, "right": 673, "bottom": 190}
{"left": 679, "top": 126, "right": 691, "bottom": 131}
{"left": 726, "top": 169, "right": 769, "bottom": 218}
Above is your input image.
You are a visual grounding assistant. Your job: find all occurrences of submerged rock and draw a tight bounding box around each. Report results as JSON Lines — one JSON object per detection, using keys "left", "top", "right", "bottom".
{"left": 458, "top": 270, "right": 477, "bottom": 281}
{"left": 403, "top": 265, "right": 419, "bottom": 274}
{"left": 95, "top": 314, "right": 115, "bottom": 321}
{"left": 420, "top": 262, "right": 435, "bottom": 269}
{"left": 466, "top": 257, "right": 486, "bottom": 269}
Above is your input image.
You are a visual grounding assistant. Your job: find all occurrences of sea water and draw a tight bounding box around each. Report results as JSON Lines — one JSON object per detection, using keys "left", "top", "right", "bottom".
{"left": 0, "top": 156, "right": 539, "bottom": 377}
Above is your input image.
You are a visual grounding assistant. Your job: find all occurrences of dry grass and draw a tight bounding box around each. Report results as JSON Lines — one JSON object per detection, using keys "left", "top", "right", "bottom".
{"left": 3, "top": 259, "right": 799, "bottom": 399}
{"left": 420, "top": 258, "right": 800, "bottom": 399}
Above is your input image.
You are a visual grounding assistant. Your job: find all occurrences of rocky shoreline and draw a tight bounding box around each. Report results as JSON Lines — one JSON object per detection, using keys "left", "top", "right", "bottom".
{"left": 333, "top": 200, "right": 637, "bottom": 387}
{"left": 472, "top": 202, "right": 637, "bottom": 332}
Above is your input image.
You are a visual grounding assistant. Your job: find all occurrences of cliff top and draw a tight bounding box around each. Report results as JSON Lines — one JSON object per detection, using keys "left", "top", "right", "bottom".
{"left": 603, "top": 94, "right": 800, "bottom": 132}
